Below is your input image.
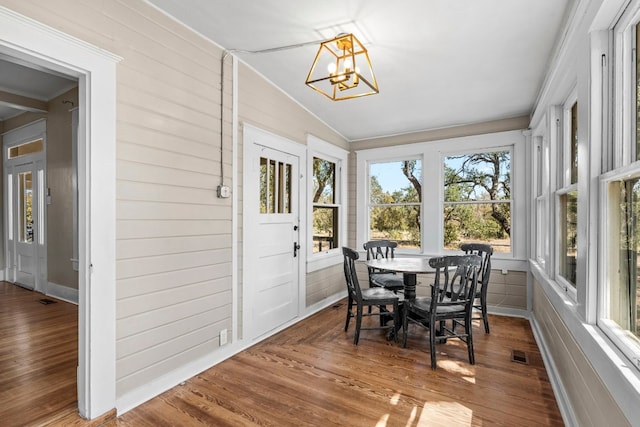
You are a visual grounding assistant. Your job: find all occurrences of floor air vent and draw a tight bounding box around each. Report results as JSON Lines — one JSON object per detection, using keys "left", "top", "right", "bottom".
{"left": 39, "top": 298, "right": 57, "bottom": 305}
{"left": 511, "top": 349, "right": 529, "bottom": 364}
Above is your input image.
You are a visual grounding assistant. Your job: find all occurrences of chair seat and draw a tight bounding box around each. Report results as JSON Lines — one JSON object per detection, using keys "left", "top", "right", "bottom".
{"left": 408, "top": 296, "right": 465, "bottom": 315}
{"left": 370, "top": 273, "right": 404, "bottom": 290}
{"left": 362, "top": 287, "right": 402, "bottom": 302}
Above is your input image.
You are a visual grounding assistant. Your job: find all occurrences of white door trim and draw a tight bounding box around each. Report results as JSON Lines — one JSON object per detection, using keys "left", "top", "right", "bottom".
{"left": 242, "top": 123, "right": 307, "bottom": 342}
{"left": 0, "top": 6, "right": 121, "bottom": 419}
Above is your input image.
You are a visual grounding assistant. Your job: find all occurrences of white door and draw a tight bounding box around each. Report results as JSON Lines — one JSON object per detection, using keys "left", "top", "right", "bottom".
{"left": 244, "top": 127, "right": 302, "bottom": 340}
{"left": 13, "top": 163, "right": 37, "bottom": 288}
{"left": 3, "top": 121, "right": 47, "bottom": 292}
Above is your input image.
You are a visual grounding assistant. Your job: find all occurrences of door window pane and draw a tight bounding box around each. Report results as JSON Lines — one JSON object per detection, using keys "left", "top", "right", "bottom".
{"left": 19, "top": 171, "right": 33, "bottom": 243}
{"left": 260, "top": 156, "right": 292, "bottom": 214}
{"left": 8, "top": 139, "right": 43, "bottom": 160}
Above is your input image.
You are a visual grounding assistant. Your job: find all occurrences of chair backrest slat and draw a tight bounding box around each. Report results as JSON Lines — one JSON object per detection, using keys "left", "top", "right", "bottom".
{"left": 460, "top": 243, "right": 493, "bottom": 287}
{"left": 429, "top": 255, "right": 481, "bottom": 309}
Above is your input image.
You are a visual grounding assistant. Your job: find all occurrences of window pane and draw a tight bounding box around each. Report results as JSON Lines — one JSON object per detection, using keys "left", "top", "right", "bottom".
{"left": 608, "top": 178, "right": 640, "bottom": 342}
{"left": 444, "top": 152, "right": 510, "bottom": 202}
{"left": 8, "top": 139, "right": 43, "bottom": 160}
{"left": 559, "top": 190, "right": 578, "bottom": 287}
{"left": 370, "top": 160, "right": 421, "bottom": 204}
{"left": 636, "top": 22, "right": 640, "bottom": 161}
{"left": 443, "top": 151, "right": 511, "bottom": 253}
{"left": 312, "top": 206, "right": 338, "bottom": 253}
{"left": 443, "top": 202, "right": 511, "bottom": 253}
{"left": 570, "top": 103, "right": 578, "bottom": 184}
{"left": 370, "top": 205, "right": 420, "bottom": 249}
{"left": 312, "top": 157, "right": 335, "bottom": 204}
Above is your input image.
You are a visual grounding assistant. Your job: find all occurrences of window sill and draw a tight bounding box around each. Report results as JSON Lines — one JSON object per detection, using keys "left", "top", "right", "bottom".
{"left": 307, "top": 251, "right": 342, "bottom": 273}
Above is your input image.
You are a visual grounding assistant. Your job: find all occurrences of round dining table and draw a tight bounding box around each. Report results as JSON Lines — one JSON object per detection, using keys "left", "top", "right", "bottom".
{"left": 364, "top": 257, "right": 438, "bottom": 300}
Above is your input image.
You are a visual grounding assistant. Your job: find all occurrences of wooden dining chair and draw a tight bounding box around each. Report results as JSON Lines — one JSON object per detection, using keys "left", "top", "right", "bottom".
{"left": 402, "top": 254, "right": 482, "bottom": 369}
{"left": 342, "top": 247, "right": 401, "bottom": 345}
{"left": 363, "top": 240, "right": 404, "bottom": 292}
{"left": 461, "top": 243, "right": 493, "bottom": 333}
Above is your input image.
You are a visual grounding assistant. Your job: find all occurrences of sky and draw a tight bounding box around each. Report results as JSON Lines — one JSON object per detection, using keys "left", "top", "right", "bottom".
{"left": 370, "top": 161, "right": 422, "bottom": 193}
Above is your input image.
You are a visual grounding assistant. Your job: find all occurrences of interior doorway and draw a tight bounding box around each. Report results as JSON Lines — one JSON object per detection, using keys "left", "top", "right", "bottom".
{"left": 1, "top": 6, "right": 120, "bottom": 418}
{"left": 3, "top": 120, "right": 48, "bottom": 292}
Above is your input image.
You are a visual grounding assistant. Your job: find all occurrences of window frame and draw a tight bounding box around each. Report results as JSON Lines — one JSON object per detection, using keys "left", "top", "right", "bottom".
{"left": 554, "top": 89, "right": 579, "bottom": 300}
{"left": 598, "top": 3, "right": 640, "bottom": 370}
{"left": 441, "top": 147, "right": 513, "bottom": 255}
{"left": 367, "top": 156, "right": 423, "bottom": 252}
{"left": 306, "top": 135, "right": 348, "bottom": 273}
{"left": 356, "top": 130, "right": 526, "bottom": 268}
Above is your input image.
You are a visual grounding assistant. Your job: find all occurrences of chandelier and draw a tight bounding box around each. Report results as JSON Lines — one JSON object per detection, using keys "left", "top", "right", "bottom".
{"left": 305, "top": 33, "right": 378, "bottom": 101}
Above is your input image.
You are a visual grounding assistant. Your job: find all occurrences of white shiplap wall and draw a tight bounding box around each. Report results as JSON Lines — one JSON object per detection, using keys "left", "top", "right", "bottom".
{"left": 0, "top": 0, "right": 234, "bottom": 399}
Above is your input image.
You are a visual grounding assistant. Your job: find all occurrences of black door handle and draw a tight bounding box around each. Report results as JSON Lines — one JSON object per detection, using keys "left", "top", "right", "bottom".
{"left": 293, "top": 242, "right": 301, "bottom": 257}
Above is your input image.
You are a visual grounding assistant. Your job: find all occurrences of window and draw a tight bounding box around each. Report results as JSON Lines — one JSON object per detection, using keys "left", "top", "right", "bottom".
{"left": 600, "top": 13, "right": 640, "bottom": 366}
{"left": 533, "top": 131, "right": 549, "bottom": 267}
{"left": 312, "top": 157, "right": 338, "bottom": 252}
{"left": 604, "top": 177, "right": 640, "bottom": 347}
{"left": 557, "top": 99, "right": 578, "bottom": 291}
{"left": 368, "top": 159, "right": 422, "bottom": 250}
{"left": 357, "top": 130, "right": 524, "bottom": 261}
{"left": 307, "top": 135, "right": 348, "bottom": 271}
{"left": 443, "top": 151, "right": 511, "bottom": 253}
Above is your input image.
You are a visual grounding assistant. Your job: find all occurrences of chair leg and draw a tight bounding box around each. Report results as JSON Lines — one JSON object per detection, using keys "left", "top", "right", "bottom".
{"left": 344, "top": 296, "right": 353, "bottom": 332}
{"left": 430, "top": 318, "right": 437, "bottom": 370}
{"left": 392, "top": 301, "right": 399, "bottom": 343}
{"left": 354, "top": 305, "right": 363, "bottom": 345}
{"left": 481, "top": 296, "right": 490, "bottom": 334}
{"left": 402, "top": 307, "right": 409, "bottom": 348}
{"left": 466, "top": 317, "right": 475, "bottom": 365}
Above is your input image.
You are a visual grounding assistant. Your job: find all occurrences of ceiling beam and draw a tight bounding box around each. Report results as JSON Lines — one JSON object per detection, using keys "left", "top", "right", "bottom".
{"left": 0, "top": 89, "right": 47, "bottom": 113}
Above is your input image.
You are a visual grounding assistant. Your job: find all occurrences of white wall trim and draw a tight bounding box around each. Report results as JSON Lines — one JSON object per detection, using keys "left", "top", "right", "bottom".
{"left": 0, "top": 6, "right": 121, "bottom": 419}
{"left": 46, "top": 281, "right": 79, "bottom": 305}
{"left": 529, "top": 312, "right": 578, "bottom": 427}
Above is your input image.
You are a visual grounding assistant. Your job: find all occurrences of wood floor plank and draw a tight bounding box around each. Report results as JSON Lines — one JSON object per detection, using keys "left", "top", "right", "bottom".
{"left": 1, "top": 281, "right": 564, "bottom": 426}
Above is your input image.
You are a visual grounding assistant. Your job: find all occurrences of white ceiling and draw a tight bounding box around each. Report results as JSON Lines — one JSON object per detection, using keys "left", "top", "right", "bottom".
{"left": 0, "top": 54, "right": 77, "bottom": 121}
{"left": 149, "top": 0, "right": 573, "bottom": 141}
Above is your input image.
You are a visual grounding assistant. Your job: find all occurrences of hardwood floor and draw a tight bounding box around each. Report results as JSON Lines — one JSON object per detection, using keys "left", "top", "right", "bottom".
{"left": 1, "top": 281, "right": 563, "bottom": 426}
{"left": 0, "top": 281, "right": 79, "bottom": 426}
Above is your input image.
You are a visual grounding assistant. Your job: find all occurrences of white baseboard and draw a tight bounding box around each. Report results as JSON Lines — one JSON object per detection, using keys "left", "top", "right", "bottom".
{"left": 529, "top": 315, "right": 577, "bottom": 427}
{"left": 487, "top": 305, "right": 529, "bottom": 319}
{"left": 46, "top": 281, "right": 79, "bottom": 305}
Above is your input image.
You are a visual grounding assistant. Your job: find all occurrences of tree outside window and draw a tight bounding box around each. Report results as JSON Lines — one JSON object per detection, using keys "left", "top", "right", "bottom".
{"left": 312, "top": 157, "right": 338, "bottom": 253}
{"left": 369, "top": 160, "right": 422, "bottom": 249}
{"left": 443, "top": 151, "right": 511, "bottom": 253}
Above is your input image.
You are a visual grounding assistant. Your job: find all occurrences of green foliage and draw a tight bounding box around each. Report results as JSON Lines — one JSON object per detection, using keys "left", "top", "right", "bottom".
{"left": 368, "top": 153, "right": 511, "bottom": 250}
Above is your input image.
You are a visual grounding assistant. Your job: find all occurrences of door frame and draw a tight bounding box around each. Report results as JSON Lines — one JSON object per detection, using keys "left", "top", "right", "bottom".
{"left": 0, "top": 7, "right": 120, "bottom": 418}
{"left": 242, "top": 123, "right": 307, "bottom": 341}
